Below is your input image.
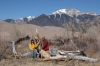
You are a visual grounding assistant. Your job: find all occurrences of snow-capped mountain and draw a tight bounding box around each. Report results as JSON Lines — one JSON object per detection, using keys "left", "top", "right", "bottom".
{"left": 4, "top": 16, "right": 35, "bottom": 24}
{"left": 4, "top": 8, "right": 99, "bottom": 27}
{"left": 52, "top": 9, "right": 97, "bottom": 17}
{"left": 19, "top": 16, "right": 35, "bottom": 21}
{"left": 27, "top": 16, "right": 35, "bottom": 21}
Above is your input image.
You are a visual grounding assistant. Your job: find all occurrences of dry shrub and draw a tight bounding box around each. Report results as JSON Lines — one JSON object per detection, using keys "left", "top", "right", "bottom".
{"left": 0, "top": 39, "right": 30, "bottom": 60}
{"left": 16, "top": 40, "right": 30, "bottom": 55}
{"left": 85, "top": 43, "right": 100, "bottom": 57}
{"left": 50, "top": 35, "right": 74, "bottom": 51}
{"left": 49, "top": 35, "right": 66, "bottom": 46}
{"left": 0, "top": 25, "right": 30, "bottom": 60}
{"left": 58, "top": 44, "right": 75, "bottom": 51}
{"left": 73, "top": 39, "right": 100, "bottom": 57}
{"left": 52, "top": 35, "right": 64, "bottom": 41}
{"left": 51, "top": 34, "right": 100, "bottom": 58}
{"left": 74, "top": 39, "right": 87, "bottom": 51}
{"left": 0, "top": 39, "right": 11, "bottom": 60}
{"left": 83, "top": 25, "right": 100, "bottom": 57}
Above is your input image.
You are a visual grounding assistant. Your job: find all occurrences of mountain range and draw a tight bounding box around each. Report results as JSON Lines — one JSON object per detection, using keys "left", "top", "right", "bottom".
{"left": 4, "top": 9, "right": 100, "bottom": 27}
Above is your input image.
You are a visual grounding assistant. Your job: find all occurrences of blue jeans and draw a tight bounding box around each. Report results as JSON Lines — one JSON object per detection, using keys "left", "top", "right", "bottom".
{"left": 30, "top": 49, "right": 38, "bottom": 58}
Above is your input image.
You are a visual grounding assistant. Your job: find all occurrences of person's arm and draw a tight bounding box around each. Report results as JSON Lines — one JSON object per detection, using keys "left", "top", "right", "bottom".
{"left": 34, "top": 40, "right": 40, "bottom": 47}
{"left": 42, "top": 44, "right": 47, "bottom": 49}
{"left": 34, "top": 44, "right": 38, "bottom": 48}
{"left": 42, "top": 40, "right": 48, "bottom": 49}
{"left": 37, "top": 40, "right": 40, "bottom": 45}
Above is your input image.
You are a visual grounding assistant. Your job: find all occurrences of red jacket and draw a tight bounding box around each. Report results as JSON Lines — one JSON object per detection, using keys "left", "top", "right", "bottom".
{"left": 42, "top": 39, "right": 49, "bottom": 51}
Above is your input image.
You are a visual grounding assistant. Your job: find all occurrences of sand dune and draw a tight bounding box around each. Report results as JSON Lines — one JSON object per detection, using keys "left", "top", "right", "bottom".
{"left": 0, "top": 20, "right": 65, "bottom": 41}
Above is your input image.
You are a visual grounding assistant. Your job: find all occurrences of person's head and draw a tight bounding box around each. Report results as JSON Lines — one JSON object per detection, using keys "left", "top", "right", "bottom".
{"left": 31, "top": 39, "right": 34, "bottom": 44}
{"left": 42, "top": 36, "right": 45, "bottom": 41}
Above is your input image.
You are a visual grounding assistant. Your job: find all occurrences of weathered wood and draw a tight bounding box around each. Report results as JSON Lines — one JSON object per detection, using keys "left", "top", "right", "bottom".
{"left": 58, "top": 50, "right": 80, "bottom": 55}
{"left": 22, "top": 51, "right": 31, "bottom": 57}
{"left": 49, "top": 54, "right": 99, "bottom": 63}
{"left": 70, "top": 55, "right": 99, "bottom": 62}
{"left": 58, "top": 50, "right": 99, "bottom": 63}
{"left": 12, "top": 41, "right": 17, "bottom": 55}
{"left": 50, "top": 55, "right": 67, "bottom": 60}
{"left": 11, "top": 41, "right": 100, "bottom": 62}
{"left": 15, "top": 35, "right": 30, "bottom": 45}
{"left": 70, "top": 39, "right": 79, "bottom": 50}
{"left": 11, "top": 41, "right": 22, "bottom": 59}
{"left": 62, "top": 50, "right": 80, "bottom": 53}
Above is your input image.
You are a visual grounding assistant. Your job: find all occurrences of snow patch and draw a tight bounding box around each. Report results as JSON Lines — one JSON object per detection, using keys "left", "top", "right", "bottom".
{"left": 27, "top": 16, "right": 35, "bottom": 21}
{"left": 19, "top": 18, "right": 23, "bottom": 20}
{"left": 51, "top": 9, "right": 97, "bottom": 17}
{"left": 52, "top": 9, "right": 82, "bottom": 17}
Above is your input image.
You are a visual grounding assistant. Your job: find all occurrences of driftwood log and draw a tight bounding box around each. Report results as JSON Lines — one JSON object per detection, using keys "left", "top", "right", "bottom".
{"left": 11, "top": 41, "right": 100, "bottom": 62}
{"left": 12, "top": 41, "right": 23, "bottom": 59}
{"left": 58, "top": 50, "right": 99, "bottom": 63}
{"left": 15, "top": 35, "right": 30, "bottom": 45}
{"left": 12, "top": 41, "right": 17, "bottom": 55}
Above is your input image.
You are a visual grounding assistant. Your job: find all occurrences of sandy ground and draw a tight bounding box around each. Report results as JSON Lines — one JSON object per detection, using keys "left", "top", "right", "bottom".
{"left": 0, "top": 20, "right": 66, "bottom": 41}
{"left": 0, "top": 58, "right": 100, "bottom": 66}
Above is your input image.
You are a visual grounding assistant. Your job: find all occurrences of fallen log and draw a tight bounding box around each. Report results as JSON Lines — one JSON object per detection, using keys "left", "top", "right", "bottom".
{"left": 50, "top": 55, "right": 67, "bottom": 60}
{"left": 11, "top": 41, "right": 22, "bottom": 59}
{"left": 61, "top": 50, "right": 80, "bottom": 53}
{"left": 58, "top": 50, "right": 99, "bottom": 63}
{"left": 22, "top": 51, "right": 31, "bottom": 57}
{"left": 49, "top": 55, "right": 99, "bottom": 63}
{"left": 12, "top": 41, "right": 17, "bottom": 55}
{"left": 10, "top": 42, "right": 100, "bottom": 62}
{"left": 68, "top": 55, "right": 99, "bottom": 63}
{"left": 58, "top": 50, "right": 80, "bottom": 55}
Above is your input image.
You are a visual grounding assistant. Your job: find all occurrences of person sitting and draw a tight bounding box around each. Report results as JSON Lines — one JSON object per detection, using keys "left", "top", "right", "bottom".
{"left": 29, "top": 39, "right": 39, "bottom": 58}
{"left": 35, "top": 37, "right": 40, "bottom": 44}
{"left": 34, "top": 37, "right": 41, "bottom": 52}
{"left": 41, "top": 36, "right": 49, "bottom": 51}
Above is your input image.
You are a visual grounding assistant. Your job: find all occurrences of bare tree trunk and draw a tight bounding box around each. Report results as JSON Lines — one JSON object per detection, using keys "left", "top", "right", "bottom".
{"left": 68, "top": 55, "right": 99, "bottom": 63}
{"left": 58, "top": 50, "right": 99, "bottom": 63}
{"left": 50, "top": 55, "right": 67, "bottom": 60}
{"left": 49, "top": 55, "right": 99, "bottom": 63}
{"left": 12, "top": 41, "right": 17, "bottom": 55}
{"left": 11, "top": 41, "right": 100, "bottom": 62}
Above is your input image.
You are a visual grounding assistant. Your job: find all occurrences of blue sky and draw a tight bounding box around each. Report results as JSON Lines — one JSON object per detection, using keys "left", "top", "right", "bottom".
{"left": 0, "top": 0, "right": 100, "bottom": 20}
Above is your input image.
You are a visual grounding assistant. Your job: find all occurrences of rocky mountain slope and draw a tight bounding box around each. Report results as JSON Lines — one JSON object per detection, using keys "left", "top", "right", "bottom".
{"left": 4, "top": 9, "right": 100, "bottom": 27}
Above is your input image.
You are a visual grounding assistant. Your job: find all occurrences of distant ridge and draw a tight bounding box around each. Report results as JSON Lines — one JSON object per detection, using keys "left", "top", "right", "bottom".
{"left": 4, "top": 8, "right": 100, "bottom": 27}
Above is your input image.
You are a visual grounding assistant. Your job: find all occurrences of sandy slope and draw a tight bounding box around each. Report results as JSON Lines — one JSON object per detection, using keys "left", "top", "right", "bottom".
{"left": 0, "top": 20, "right": 65, "bottom": 41}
